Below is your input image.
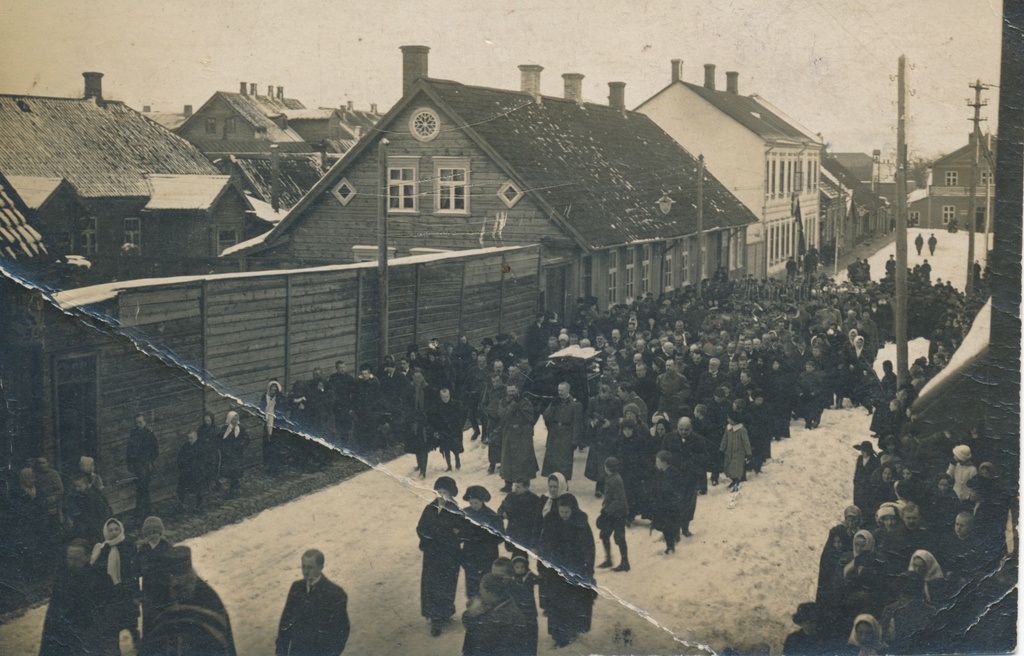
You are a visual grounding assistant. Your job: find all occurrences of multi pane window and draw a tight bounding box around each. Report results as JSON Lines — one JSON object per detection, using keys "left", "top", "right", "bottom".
{"left": 388, "top": 160, "right": 418, "bottom": 212}
{"left": 942, "top": 205, "right": 955, "bottom": 225}
{"left": 640, "top": 245, "right": 651, "bottom": 295}
{"left": 980, "top": 170, "right": 992, "bottom": 186}
{"left": 124, "top": 217, "right": 141, "bottom": 249}
{"left": 225, "top": 117, "right": 236, "bottom": 134}
{"left": 624, "top": 248, "right": 635, "bottom": 299}
{"left": 945, "top": 171, "right": 958, "bottom": 186}
{"left": 435, "top": 159, "right": 469, "bottom": 212}
{"left": 680, "top": 249, "right": 689, "bottom": 284}
{"left": 217, "top": 229, "right": 238, "bottom": 254}
{"left": 81, "top": 217, "right": 97, "bottom": 255}
{"left": 663, "top": 246, "right": 674, "bottom": 291}
{"left": 607, "top": 250, "right": 619, "bottom": 304}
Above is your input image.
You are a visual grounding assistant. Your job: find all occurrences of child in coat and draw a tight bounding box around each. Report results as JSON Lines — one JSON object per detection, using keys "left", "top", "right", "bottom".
{"left": 597, "top": 457, "right": 630, "bottom": 572}
{"left": 511, "top": 556, "right": 540, "bottom": 656}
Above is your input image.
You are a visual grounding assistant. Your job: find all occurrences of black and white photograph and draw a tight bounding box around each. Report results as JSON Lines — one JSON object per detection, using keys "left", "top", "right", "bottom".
{"left": 0, "top": 1, "right": 1019, "bottom": 654}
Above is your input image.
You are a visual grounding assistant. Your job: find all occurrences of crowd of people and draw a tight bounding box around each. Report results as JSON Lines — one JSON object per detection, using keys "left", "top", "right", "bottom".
{"left": 0, "top": 251, "right": 1004, "bottom": 653}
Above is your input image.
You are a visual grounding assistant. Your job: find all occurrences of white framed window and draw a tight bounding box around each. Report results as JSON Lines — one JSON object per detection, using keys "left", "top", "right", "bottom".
{"left": 770, "top": 159, "right": 777, "bottom": 197}
{"left": 909, "top": 211, "right": 920, "bottom": 226}
{"left": 607, "top": 250, "right": 619, "bottom": 304}
{"left": 942, "top": 205, "right": 955, "bottom": 225}
{"left": 980, "top": 170, "right": 992, "bottom": 186}
{"left": 497, "top": 180, "right": 523, "bottom": 208}
{"left": 434, "top": 158, "right": 470, "bottom": 213}
{"left": 124, "top": 217, "right": 141, "bottom": 248}
{"left": 778, "top": 159, "right": 785, "bottom": 197}
{"left": 945, "top": 171, "right": 958, "bottom": 186}
{"left": 81, "top": 217, "right": 97, "bottom": 255}
{"left": 331, "top": 178, "right": 357, "bottom": 206}
{"left": 217, "top": 229, "right": 238, "bottom": 254}
{"left": 640, "top": 245, "right": 651, "bottom": 295}
{"left": 680, "top": 249, "right": 690, "bottom": 284}
{"left": 795, "top": 159, "right": 804, "bottom": 193}
{"left": 388, "top": 157, "right": 419, "bottom": 213}
{"left": 624, "top": 247, "right": 635, "bottom": 299}
{"left": 663, "top": 245, "right": 674, "bottom": 291}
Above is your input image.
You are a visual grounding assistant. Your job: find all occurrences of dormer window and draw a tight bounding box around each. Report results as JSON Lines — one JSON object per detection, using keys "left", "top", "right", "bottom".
{"left": 497, "top": 181, "right": 523, "bottom": 208}
{"left": 331, "top": 178, "right": 357, "bottom": 206}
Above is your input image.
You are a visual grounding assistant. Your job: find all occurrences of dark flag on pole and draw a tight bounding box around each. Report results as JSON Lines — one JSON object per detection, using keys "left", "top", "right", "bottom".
{"left": 793, "top": 194, "right": 807, "bottom": 258}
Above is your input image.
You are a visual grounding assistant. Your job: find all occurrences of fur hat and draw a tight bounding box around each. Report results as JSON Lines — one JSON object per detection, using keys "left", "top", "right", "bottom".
{"left": 434, "top": 476, "right": 458, "bottom": 497}
{"left": 463, "top": 485, "right": 491, "bottom": 503}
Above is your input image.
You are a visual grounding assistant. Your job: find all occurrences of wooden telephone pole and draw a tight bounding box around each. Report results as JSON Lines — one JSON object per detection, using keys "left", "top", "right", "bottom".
{"left": 378, "top": 138, "right": 390, "bottom": 362}
{"left": 696, "top": 154, "right": 705, "bottom": 300}
{"left": 895, "top": 56, "right": 909, "bottom": 387}
{"left": 965, "top": 79, "right": 989, "bottom": 296}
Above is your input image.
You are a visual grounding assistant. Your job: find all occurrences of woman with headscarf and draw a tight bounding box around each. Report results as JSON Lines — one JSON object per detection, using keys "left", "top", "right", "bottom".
{"left": 852, "top": 442, "right": 880, "bottom": 524}
{"left": 847, "top": 614, "right": 886, "bottom": 656}
{"left": 460, "top": 485, "right": 503, "bottom": 600}
{"left": 417, "top": 476, "right": 463, "bottom": 637}
{"left": 816, "top": 506, "right": 862, "bottom": 611}
{"left": 79, "top": 456, "right": 105, "bottom": 491}
{"left": 537, "top": 493, "right": 596, "bottom": 648}
{"left": 839, "top": 530, "right": 889, "bottom": 620}
{"left": 90, "top": 517, "right": 139, "bottom": 645}
{"left": 907, "top": 550, "right": 946, "bottom": 603}
{"left": 946, "top": 445, "right": 978, "bottom": 505}
{"left": 219, "top": 411, "right": 249, "bottom": 496}
{"left": 258, "top": 381, "right": 287, "bottom": 475}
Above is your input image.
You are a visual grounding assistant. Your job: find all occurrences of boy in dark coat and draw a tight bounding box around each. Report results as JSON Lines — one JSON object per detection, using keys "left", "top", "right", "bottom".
{"left": 497, "top": 479, "right": 542, "bottom": 559}
{"left": 596, "top": 457, "right": 630, "bottom": 572}
{"left": 461, "top": 485, "right": 504, "bottom": 600}
{"left": 461, "top": 573, "right": 532, "bottom": 656}
{"left": 510, "top": 556, "right": 540, "bottom": 656}
{"left": 649, "top": 451, "right": 688, "bottom": 554}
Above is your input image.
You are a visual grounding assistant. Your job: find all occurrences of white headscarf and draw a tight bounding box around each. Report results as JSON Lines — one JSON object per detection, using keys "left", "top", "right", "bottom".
{"left": 223, "top": 410, "right": 241, "bottom": 439}
{"left": 90, "top": 518, "right": 126, "bottom": 585}
{"left": 541, "top": 472, "right": 568, "bottom": 517}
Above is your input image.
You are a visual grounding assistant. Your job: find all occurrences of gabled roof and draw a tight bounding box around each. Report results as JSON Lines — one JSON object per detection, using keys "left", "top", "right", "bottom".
{"left": 4, "top": 175, "right": 67, "bottom": 209}
{"left": 831, "top": 152, "right": 875, "bottom": 182}
{"left": 0, "top": 95, "right": 219, "bottom": 198}
{"left": 145, "top": 111, "right": 190, "bottom": 131}
{"left": 675, "top": 82, "right": 818, "bottom": 144}
{"left": 250, "top": 78, "right": 758, "bottom": 254}
{"left": 0, "top": 172, "right": 47, "bottom": 259}
{"left": 143, "top": 174, "right": 237, "bottom": 211}
{"left": 217, "top": 154, "right": 325, "bottom": 210}
{"left": 931, "top": 134, "right": 997, "bottom": 168}
{"left": 822, "top": 157, "right": 885, "bottom": 211}
{"left": 181, "top": 91, "right": 309, "bottom": 146}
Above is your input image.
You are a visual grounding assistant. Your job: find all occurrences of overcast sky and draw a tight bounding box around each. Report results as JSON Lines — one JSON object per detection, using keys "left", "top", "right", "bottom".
{"left": 0, "top": 0, "right": 1002, "bottom": 158}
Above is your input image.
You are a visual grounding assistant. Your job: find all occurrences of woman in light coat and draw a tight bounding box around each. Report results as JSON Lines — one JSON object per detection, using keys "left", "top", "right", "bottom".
{"left": 720, "top": 412, "right": 752, "bottom": 492}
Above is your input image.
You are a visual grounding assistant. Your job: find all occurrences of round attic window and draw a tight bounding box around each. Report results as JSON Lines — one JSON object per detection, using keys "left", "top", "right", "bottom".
{"left": 409, "top": 108, "right": 441, "bottom": 142}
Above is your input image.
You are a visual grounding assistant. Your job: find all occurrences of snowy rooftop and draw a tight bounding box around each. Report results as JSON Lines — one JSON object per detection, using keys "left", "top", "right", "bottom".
{"left": 907, "top": 188, "right": 928, "bottom": 204}
{"left": 144, "top": 174, "right": 233, "bottom": 210}
{"left": 4, "top": 175, "right": 64, "bottom": 209}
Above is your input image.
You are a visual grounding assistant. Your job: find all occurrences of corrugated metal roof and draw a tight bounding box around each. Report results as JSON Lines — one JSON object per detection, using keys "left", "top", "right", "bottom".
{"left": 0, "top": 173, "right": 47, "bottom": 259}
{"left": 221, "top": 154, "right": 324, "bottom": 210}
{"left": 145, "top": 112, "right": 190, "bottom": 131}
{"left": 4, "top": 175, "right": 64, "bottom": 209}
{"left": 822, "top": 157, "right": 885, "bottom": 211}
{"left": 680, "top": 83, "right": 812, "bottom": 143}
{"left": 143, "top": 174, "right": 232, "bottom": 210}
{"left": 187, "top": 138, "right": 313, "bottom": 155}
{"left": 424, "top": 79, "right": 758, "bottom": 248}
{"left": 217, "top": 92, "right": 308, "bottom": 143}
{"left": 0, "top": 95, "right": 218, "bottom": 198}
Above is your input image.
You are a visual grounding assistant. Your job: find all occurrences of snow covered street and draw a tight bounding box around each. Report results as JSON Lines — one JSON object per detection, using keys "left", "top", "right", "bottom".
{"left": 0, "top": 229, "right": 984, "bottom": 655}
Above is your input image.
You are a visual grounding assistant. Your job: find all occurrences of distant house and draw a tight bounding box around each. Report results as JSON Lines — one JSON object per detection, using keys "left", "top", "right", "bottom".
{"left": 820, "top": 156, "right": 890, "bottom": 257}
{"left": 636, "top": 61, "right": 824, "bottom": 276}
{"left": 908, "top": 133, "right": 995, "bottom": 232}
{"left": 143, "top": 104, "right": 194, "bottom": 132}
{"left": 0, "top": 73, "right": 258, "bottom": 285}
{"left": 0, "top": 171, "right": 47, "bottom": 261}
{"left": 832, "top": 150, "right": 914, "bottom": 207}
{"left": 214, "top": 153, "right": 326, "bottom": 225}
{"left": 231, "top": 46, "right": 758, "bottom": 317}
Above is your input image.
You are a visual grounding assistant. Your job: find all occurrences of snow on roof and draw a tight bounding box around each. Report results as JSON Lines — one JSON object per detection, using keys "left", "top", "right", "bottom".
{"left": 4, "top": 175, "right": 64, "bottom": 209}
{"left": 220, "top": 229, "right": 272, "bottom": 256}
{"left": 907, "top": 188, "right": 928, "bottom": 204}
{"left": 53, "top": 245, "right": 534, "bottom": 309}
{"left": 143, "top": 174, "right": 232, "bottom": 210}
{"left": 917, "top": 298, "right": 990, "bottom": 400}
{"left": 283, "top": 108, "right": 337, "bottom": 120}
{"left": 245, "top": 193, "right": 288, "bottom": 224}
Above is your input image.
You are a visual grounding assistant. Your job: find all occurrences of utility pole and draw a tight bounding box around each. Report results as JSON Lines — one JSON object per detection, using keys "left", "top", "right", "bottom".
{"left": 895, "top": 55, "right": 909, "bottom": 387}
{"left": 378, "top": 138, "right": 390, "bottom": 362}
{"left": 696, "top": 154, "right": 705, "bottom": 300}
{"left": 965, "top": 79, "right": 989, "bottom": 295}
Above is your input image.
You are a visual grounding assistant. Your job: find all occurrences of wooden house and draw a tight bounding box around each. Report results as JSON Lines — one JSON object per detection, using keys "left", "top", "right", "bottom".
{"left": 232, "top": 46, "right": 758, "bottom": 319}
{"left": 0, "top": 73, "right": 260, "bottom": 286}
{"left": 907, "top": 133, "right": 995, "bottom": 231}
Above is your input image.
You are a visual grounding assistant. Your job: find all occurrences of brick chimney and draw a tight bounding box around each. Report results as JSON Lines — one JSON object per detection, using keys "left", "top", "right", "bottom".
{"left": 143, "top": 105, "right": 151, "bottom": 113}
{"left": 608, "top": 82, "right": 626, "bottom": 111}
{"left": 703, "top": 64, "right": 716, "bottom": 90}
{"left": 371, "top": 103, "right": 378, "bottom": 114}
{"left": 240, "top": 82, "right": 247, "bottom": 95}
{"left": 519, "top": 65, "right": 544, "bottom": 102}
{"left": 83, "top": 72, "right": 103, "bottom": 102}
{"left": 347, "top": 100, "right": 354, "bottom": 111}
{"left": 401, "top": 45, "right": 430, "bottom": 96}
{"left": 184, "top": 105, "right": 193, "bottom": 116}
{"left": 267, "top": 85, "right": 273, "bottom": 97}
{"left": 671, "top": 59, "right": 684, "bottom": 83}
{"left": 277, "top": 86, "right": 284, "bottom": 100}
{"left": 726, "top": 71, "right": 739, "bottom": 94}
{"left": 562, "top": 73, "right": 584, "bottom": 105}
{"left": 250, "top": 83, "right": 257, "bottom": 96}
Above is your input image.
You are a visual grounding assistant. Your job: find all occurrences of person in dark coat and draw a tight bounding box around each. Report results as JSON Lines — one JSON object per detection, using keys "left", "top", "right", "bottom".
{"left": 596, "top": 457, "right": 630, "bottom": 572}
{"left": 430, "top": 387, "right": 467, "bottom": 472}
{"left": 613, "top": 420, "right": 652, "bottom": 522}
{"left": 353, "top": 364, "right": 383, "bottom": 452}
{"left": 142, "top": 546, "right": 237, "bottom": 656}
{"left": 90, "top": 518, "right": 139, "bottom": 647}
{"left": 541, "top": 382, "right": 583, "bottom": 481}
{"left": 259, "top": 381, "right": 289, "bottom": 474}
{"left": 537, "top": 494, "right": 596, "bottom": 648}
{"left": 197, "top": 410, "right": 222, "bottom": 488}
{"left": 649, "top": 451, "right": 690, "bottom": 554}
{"left": 177, "top": 430, "right": 206, "bottom": 511}
{"left": 746, "top": 390, "right": 772, "bottom": 474}
{"left": 276, "top": 548, "right": 350, "bottom": 656}
{"left": 498, "top": 479, "right": 542, "bottom": 559}
{"left": 417, "top": 476, "right": 464, "bottom": 637}
{"left": 219, "top": 411, "right": 249, "bottom": 496}
{"left": 406, "top": 370, "right": 435, "bottom": 479}
{"left": 329, "top": 360, "right": 357, "bottom": 443}
{"left": 583, "top": 384, "right": 623, "bottom": 496}
{"left": 914, "top": 232, "right": 924, "bottom": 256}
{"left": 853, "top": 442, "right": 880, "bottom": 525}
{"left": 817, "top": 506, "right": 862, "bottom": 611}
{"left": 510, "top": 556, "right": 540, "bottom": 656}
{"left": 783, "top": 602, "right": 834, "bottom": 655}
{"left": 498, "top": 383, "right": 539, "bottom": 493}
{"left": 40, "top": 539, "right": 110, "bottom": 656}
{"left": 65, "top": 473, "right": 112, "bottom": 545}
{"left": 127, "top": 412, "right": 159, "bottom": 518}
{"left": 137, "top": 516, "right": 172, "bottom": 641}
{"left": 796, "top": 360, "right": 827, "bottom": 430}
{"left": 461, "top": 573, "right": 532, "bottom": 656}
{"left": 481, "top": 374, "right": 508, "bottom": 474}
{"left": 461, "top": 485, "right": 504, "bottom": 601}
{"left": 927, "top": 233, "right": 938, "bottom": 256}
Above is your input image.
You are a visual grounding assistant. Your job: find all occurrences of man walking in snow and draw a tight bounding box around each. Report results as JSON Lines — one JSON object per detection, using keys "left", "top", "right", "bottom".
{"left": 927, "top": 233, "right": 938, "bottom": 256}
{"left": 276, "top": 549, "right": 350, "bottom": 656}
{"left": 914, "top": 233, "right": 924, "bottom": 256}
